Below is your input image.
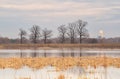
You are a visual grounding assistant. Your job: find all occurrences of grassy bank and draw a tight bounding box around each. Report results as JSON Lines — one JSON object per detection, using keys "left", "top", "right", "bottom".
{"left": 0, "top": 44, "right": 120, "bottom": 49}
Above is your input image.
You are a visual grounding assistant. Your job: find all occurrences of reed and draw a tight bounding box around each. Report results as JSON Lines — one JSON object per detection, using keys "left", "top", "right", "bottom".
{"left": 58, "top": 74, "right": 65, "bottom": 79}
{"left": 19, "top": 78, "right": 31, "bottom": 79}
{"left": 0, "top": 57, "right": 120, "bottom": 69}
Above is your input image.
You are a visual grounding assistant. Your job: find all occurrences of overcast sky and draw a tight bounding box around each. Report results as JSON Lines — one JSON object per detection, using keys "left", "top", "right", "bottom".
{"left": 0, "top": 0, "right": 120, "bottom": 38}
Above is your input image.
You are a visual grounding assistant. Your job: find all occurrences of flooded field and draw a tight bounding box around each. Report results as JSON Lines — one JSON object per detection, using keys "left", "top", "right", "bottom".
{"left": 0, "top": 48, "right": 120, "bottom": 57}
{"left": 0, "top": 48, "right": 120, "bottom": 79}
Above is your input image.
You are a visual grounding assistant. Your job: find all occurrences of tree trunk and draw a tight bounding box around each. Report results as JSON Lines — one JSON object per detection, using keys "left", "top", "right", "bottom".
{"left": 44, "top": 36, "right": 47, "bottom": 44}
{"left": 80, "top": 35, "right": 82, "bottom": 43}
{"left": 20, "top": 35, "right": 23, "bottom": 44}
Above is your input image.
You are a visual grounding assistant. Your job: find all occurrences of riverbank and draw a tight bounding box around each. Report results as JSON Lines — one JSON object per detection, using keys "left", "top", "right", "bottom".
{"left": 0, "top": 44, "right": 120, "bottom": 49}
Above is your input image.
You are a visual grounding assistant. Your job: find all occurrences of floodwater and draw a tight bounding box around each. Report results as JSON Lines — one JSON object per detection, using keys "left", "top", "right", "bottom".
{"left": 0, "top": 66, "right": 120, "bottom": 79}
{"left": 0, "top": 48, "right": 120, "bottom": 79}
{"left": 0, "top": 48, "right": 120, "bottom": 57}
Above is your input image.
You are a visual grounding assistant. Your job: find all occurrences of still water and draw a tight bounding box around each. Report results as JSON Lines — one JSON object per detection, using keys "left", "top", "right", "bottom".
{"left": 0, "top": 48, "right": 120, "bottom": 79}
{"left": 0, "top": 48, "right": 120, "bottom": 58}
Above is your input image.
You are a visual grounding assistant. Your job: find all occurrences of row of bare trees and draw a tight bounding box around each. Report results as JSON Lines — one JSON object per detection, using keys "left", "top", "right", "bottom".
{"left": 58, "top": 19, "right": 89, "bottom": 43}
{"left": 19, "top": 19, "right": 89, "bottom": 44}
{"left": 19, "top": 25, "right": 52, "bottom": 44}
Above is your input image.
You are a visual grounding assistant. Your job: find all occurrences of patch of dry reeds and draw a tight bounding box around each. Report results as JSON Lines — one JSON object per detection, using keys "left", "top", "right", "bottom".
{"left": 0, "top": 57, "right": 120, "bottom": 69}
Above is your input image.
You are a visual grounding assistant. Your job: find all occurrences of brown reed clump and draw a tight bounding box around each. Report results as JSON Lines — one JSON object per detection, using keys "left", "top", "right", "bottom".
{"left": 19, "top": 77, "right": 31, "bottom": 79}
{"left": 0, "top": 57, "right": 120, "bottom": 70}
{"left": 58, "top": 74, "right": 65, "bottom": 79}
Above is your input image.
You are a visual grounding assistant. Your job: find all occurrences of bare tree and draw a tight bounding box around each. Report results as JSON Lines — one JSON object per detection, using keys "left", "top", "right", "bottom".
{"left": 67, "top": 23, "right": 77, "bottom": 44}
{"left": 76, "top": 20, "right": 89, "bottom": 43}
{"left": 58, "top": 25, "right": 67, "bottom": 43}
{"left": 30, "top": 25, "right": 41, "bottom": 44}
{"left": 42, "top": 28, "right": 52, "bottom": 44}
{"left": 19, "top": 28, "right": 27, "bottom": 44}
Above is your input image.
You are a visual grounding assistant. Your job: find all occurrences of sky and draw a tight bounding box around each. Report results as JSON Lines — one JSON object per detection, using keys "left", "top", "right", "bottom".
{"left": 0, "top": 0, "right": 120, "bottom": 38}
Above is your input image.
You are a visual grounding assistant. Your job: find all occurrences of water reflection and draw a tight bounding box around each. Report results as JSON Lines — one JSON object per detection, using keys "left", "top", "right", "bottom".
{"left": 0, "top": 48, "right": 120, "bottom": 58}
{"left": 0, "top": 48, "right": 120, "bottom": 79}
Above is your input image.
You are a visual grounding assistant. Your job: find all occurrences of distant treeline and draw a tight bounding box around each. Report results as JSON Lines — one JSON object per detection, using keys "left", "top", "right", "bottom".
{"left": 0, "top": 19, "right": 120, "bottom": 44}
{"left": 0, "top": 37, "right": 120, "bottom": 44}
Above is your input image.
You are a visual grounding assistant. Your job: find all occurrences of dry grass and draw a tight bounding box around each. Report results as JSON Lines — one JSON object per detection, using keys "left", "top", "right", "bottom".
{"left": 58, "top": 74, "right": 65, "bottom": 79}
{"left": 19, "top": 78, "right": 30, "bottom": 79}
{"left": 0, "top": 44, "right": 120, "bottom": 49}
{"left": 0, "top": 57, "right": 120, "bottom": 69}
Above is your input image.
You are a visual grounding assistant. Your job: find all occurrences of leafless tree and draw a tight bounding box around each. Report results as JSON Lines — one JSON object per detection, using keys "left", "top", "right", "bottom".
{"left": 19, "top": 28, "right": 27, "bottom": 44}
{"left": 76, "top": 20, "right": 89, "bottom": 43}
{"left": 58, "top": 25, "right": 67, "bottom": 43}
{"left": 42, "top": 28, "right": 52, "bottom": 44}
{"left": 19, "top": 28, "right": 27, "bottom": 58}
{"left": 67, "top": 23, "right": 77, "bottom": 44}
{"left": 30, "top": 25, "right": 41, "bottom": 44}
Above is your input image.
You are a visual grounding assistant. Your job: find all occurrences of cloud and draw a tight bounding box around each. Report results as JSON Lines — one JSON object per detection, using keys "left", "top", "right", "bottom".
{"left": 0, "top": 0, "right": 120, "bottom": 38}
{"left": 0, "top": 0, "right": 120, "bottom": 25}
{"left": 0, "top": 1, "right": 115, "bottom": 18}
{"left": 0, "top": 0, "right": 120, "bottom": 22}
